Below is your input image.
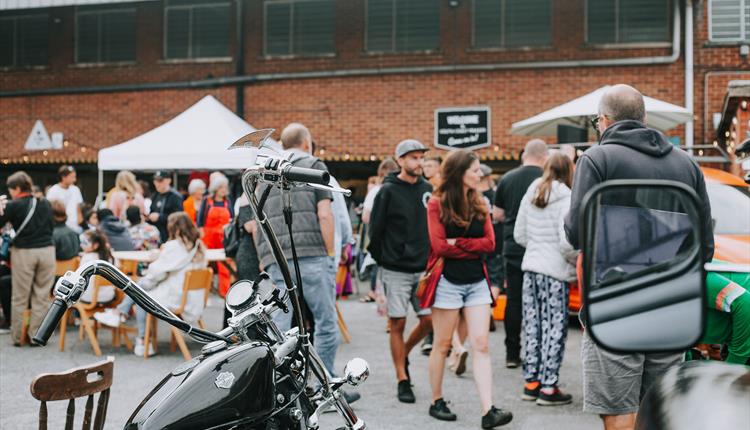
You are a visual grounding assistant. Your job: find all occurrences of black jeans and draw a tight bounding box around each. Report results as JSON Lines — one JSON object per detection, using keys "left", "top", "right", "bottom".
{"left": 504, "top": 260, "right": 523, "bottom": 361}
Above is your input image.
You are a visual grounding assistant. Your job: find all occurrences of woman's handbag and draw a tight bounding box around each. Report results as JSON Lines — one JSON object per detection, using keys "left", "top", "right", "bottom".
{"left": 0, "top": 198, "right": 37, "bottom": 261}
{"left": 416, "top": 256, "right": 444, "bottom": 300}
{"left": 223, "top": 216, "right": 240, "bottom": 259}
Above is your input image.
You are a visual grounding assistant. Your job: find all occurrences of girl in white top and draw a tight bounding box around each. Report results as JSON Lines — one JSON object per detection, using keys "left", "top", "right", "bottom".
{"left": 514, "top": 152, "right": 578, "bottom": 405}
{"left": 78, "top": 229, "right": 116, "bottom": 304}
{"left": 95, "top": 212, "right": 207, "bottom": 356}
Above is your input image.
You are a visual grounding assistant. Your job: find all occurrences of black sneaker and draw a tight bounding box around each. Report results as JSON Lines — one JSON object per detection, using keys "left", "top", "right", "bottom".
{"left": 536, "top": 388, "right": 572, "bottom": 406}
{"left": 521, "top": 384, "right": 540, "bottom": 401}
{"left": 505, "top": 358, "right": 521, "bottom": 369}
{"left": 397, "top": 380, "right": 415, "bottom": 403}
{"left": 482, "top": 406, "right": 513, "bottom": 428}
{"left": 429, "top": 398, "right": 457, "bottom": 421}
{"left": 421, "top": 332, "right": 433, "bottom": 356}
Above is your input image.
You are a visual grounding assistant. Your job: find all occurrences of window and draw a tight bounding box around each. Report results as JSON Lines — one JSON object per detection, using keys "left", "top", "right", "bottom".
{"left": 586, "top": 0, "right": 670, "bottom": 44}
{"left": 710, "top": 0, "right": 750, "bottom": 41}
{"left": 76, "top": 7, "right": 136, "bottom": 63}
{"left": 366, "top": 0, "right": 440, "bottom": 52}
{"left": 473, "top": 0, "right": 551, "bottom": 48}
{"left": 264, "top": 0, "right": 335, "bottom": 56}
{"left": 164, "top": 0, "right": 230, "bottom": 60}
{"left": 0, "top": 13, "right": 49, "bottom": 67}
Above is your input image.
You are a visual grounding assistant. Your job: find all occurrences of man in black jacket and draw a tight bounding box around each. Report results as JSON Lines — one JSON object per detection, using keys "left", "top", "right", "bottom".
{"left": 369, "top": 139, "right": 433, "bottom": 404}
{"left": 148, "top": 171, "right": 183, "bottom": 242}
{"left": 564, "top": 84, "right": 714, "bottom": 430}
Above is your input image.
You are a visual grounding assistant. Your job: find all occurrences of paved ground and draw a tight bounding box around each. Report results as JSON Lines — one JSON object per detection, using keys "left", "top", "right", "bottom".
{"left": 1, "top": 291, "right": 600, "bottom": 430}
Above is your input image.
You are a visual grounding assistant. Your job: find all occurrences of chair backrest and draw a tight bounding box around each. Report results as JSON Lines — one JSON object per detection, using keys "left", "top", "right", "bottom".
{"left": 117, "top": 259, "right": 138, "bottom": 278}
{"left": 176, "top": 267, "right": 213, "bottom": 315}
{"left": 55, "top": 257, "right": 81, "bottom": 277}
{"left": 30, "top": 357, "right": 114, "bottom": 430}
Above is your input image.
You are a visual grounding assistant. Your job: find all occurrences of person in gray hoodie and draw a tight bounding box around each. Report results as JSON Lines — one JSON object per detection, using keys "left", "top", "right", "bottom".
{"left": 563, "top": 84, "right": 714, "bottom": 430}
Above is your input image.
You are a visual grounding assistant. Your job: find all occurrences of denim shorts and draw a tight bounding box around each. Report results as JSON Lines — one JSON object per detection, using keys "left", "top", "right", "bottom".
{"left": 433, "top": 275, "right": 492, "bottom": 309}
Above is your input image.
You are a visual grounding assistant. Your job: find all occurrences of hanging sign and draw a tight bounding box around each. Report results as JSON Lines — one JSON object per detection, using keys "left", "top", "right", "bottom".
{"left": 434, "top": 107, "right": 491, "bottom": 151}
{"left": 24, "top": 120, "right": 53, "bottom": 150}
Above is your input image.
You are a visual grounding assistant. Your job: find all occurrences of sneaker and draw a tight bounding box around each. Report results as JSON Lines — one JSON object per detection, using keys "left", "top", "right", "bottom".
{"left": 397, "top": 380, "right": 415, "bottom": 404}
{"left": 93, "top": 309, "right": 124, "bottom": 328}
{"left": 481, "top": 406, "right": 513, "bottom": 428}
{"left": 505, "top": 358, "right": 521, "bottom": 369}
{"left": 134, "top": 337, "right": 155, "bottom": 357}
{"left": 454, "top": 349, "right": 469, "bottom": 376}
{"left": 536, "top": 387, "right": 572, "bottom": 406}
{"left": 429, "top": 398, "right": 457, "bottom": 421}
{"left": 521, "top": 382, "right": 540, "bottom": 401}
{"left": 421, "top": 332, "right": 433, "bottom": 356}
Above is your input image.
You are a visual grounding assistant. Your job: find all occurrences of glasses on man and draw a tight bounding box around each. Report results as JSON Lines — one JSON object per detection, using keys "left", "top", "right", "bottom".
{"left": 590, "top": 115, "right": 600, "bottom": 130}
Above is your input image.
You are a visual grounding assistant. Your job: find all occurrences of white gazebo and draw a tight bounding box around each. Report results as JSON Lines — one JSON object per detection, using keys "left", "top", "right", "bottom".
{"left": 510, "top": 86, "right": 692, "bottom": 136}
{"left": 97, "top": 95, "right": 278, "bottom": 196}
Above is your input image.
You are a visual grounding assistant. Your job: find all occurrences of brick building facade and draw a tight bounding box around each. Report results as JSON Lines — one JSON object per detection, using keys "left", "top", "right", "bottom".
{"left": 1, "top": 0, "right": 748, "bottom": 197}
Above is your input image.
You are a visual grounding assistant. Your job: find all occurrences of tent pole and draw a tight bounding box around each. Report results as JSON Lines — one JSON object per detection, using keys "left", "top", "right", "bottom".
{"left": 97, "top": 169, "right": 103, "bottom": 207}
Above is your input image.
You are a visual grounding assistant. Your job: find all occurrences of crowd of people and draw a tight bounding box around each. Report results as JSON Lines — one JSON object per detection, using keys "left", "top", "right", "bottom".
{"left": 0, "top": 84, "right": 743, "bottom": 430}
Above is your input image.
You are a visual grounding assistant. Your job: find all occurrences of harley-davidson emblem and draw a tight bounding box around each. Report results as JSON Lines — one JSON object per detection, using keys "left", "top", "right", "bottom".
{"left": 215, "top": 372, "right": 235, "bottom": 389}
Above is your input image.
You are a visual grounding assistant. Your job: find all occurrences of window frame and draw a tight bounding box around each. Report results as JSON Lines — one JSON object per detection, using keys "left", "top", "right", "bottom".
{"left": 0, "top": 12, "right": 50, "bottom": 69}
{"left": 583, "top": 0, "right": 673, "bottom": 48}
{"left": 162, "top": 0, "right": 232, "bottom": 62}
{"left": 470, "top": 0, "right": 554, "bottom": 50}
{"left": 708, "top": 0, "right": 750, "bottom": 43}
{"left": 74, "top": 6, "right": 137, "bottom": 65}
{"left": 364, "top": 0, "right": 441, "bottom": 54}
{"left": 262, "top": 0, "right": 337, "bottom": 58}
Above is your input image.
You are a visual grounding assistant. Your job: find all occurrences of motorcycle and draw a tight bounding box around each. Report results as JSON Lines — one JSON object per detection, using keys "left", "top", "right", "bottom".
{"left": 32, "top": 129, "right": 369, "bottom": 430}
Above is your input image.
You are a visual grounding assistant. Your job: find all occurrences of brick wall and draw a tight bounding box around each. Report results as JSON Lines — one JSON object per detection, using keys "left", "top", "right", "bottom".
{"left": 1, "top": 0, "right": 749, "bottom": 174}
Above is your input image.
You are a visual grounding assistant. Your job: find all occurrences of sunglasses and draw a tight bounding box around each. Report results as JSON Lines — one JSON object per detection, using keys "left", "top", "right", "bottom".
{"left": 590, "top": 115, "right": 601, "bottom": 130}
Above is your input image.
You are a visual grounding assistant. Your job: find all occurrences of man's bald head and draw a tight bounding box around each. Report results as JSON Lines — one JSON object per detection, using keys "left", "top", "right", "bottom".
{"left": 522, "top": 138, "right": 548, "bottom": 165}
{"left": 598, "top": 84, "right": 646, "bottom": 123}
{"left": 281, "top": 123, "right": 312, "bottom": 150}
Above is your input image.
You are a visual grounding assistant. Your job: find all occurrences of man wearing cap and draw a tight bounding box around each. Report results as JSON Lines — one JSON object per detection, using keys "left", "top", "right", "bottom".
{"left": 148, "top": 171, "right": 183, "bottom": 242}
{"left": 369, "top": 139, "right": 434, "bottom": 404}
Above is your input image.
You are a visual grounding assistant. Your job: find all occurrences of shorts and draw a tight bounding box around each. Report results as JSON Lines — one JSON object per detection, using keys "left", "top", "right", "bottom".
{"left": 581, "top": 331, "right": 682, "bottom": 415}
{"left": 380, "top": 268, "right": 431, "bottom": 318}
{"left": 433, "top": 275, "right": 492, "bottom": 309}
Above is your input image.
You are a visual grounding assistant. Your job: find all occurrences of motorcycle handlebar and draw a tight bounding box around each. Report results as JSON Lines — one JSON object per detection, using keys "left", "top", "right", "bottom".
{"left": 32, "top": 298, "right": 67, "bottom": 346}
{"left": 282, "top": 165, "right": 330, "bottom": 185}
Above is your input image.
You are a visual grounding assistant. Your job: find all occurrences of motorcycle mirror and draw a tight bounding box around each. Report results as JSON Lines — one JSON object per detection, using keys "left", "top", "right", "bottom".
{"left": 343, "top": 358, "right": 370, "bottom": 387}
{"left": 227, "top": 128, "right": 276, "bottom": 151}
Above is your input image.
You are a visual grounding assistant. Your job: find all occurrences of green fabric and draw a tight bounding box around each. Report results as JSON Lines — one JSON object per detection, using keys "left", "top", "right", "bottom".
{"left": 702, "top": 264, "right": 750, "bottom": 365}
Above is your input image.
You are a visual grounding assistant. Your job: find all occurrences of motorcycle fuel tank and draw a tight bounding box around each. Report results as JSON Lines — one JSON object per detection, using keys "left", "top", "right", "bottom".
{"left": 125, "top": 341, "right": 275, "bottom": 429}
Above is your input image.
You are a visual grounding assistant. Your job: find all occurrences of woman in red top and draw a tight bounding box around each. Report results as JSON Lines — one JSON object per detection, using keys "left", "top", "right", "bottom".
{"left": 198, "top": 173, "right": 233, "bottom": 296}
{"left": 423, "top": 150, "right": 513, "bottom": 428}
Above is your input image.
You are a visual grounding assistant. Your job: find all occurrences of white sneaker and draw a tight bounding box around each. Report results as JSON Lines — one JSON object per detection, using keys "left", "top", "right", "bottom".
{"left": 93, "top": 309, "right": 124, "bottom": 328}
{"left": 134, "top": 337, "right": 155, "bottom": 357}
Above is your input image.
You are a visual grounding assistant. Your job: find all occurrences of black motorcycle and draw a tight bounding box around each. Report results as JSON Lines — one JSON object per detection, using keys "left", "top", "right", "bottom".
{"left": 33, "top": 129, "right": 368, "bottom": 430}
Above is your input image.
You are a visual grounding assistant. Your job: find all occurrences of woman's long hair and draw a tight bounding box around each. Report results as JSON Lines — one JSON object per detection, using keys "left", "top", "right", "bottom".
{"left": 435, "top": 150, "right": 487, "bottom": 228}
{"left": 115, "top": 170, "right": 138, "bottom": 196}
{"left": 532, "top": 152, "right": 574, "bottom": 209}
{"left": 82, "top": 229, "right": 113, "bottom": 262}
{"left": 167, "top": 212, "right": 205, "bottom": 262}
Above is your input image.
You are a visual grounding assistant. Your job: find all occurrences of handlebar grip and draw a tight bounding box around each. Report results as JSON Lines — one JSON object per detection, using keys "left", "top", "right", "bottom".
{"left": 282, "top": 165, "right": 330, "bottom": 185}
{"left": 32, "top": 299, "right": 68, "bottom": 346}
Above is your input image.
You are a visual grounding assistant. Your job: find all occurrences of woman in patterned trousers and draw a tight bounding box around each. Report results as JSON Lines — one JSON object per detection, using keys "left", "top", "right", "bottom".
{"left": 514, "top": 152, "right": 578, "bottom": 406}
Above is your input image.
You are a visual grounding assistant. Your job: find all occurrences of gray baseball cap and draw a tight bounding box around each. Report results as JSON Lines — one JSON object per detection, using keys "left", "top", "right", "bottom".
{"left": 395, "top": 139, "right": 428, "bottom": 158}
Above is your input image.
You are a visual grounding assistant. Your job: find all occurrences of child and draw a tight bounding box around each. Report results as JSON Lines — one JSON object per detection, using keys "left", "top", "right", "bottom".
{"left": 78, "top": 229, "right": 116, "bottom": 304}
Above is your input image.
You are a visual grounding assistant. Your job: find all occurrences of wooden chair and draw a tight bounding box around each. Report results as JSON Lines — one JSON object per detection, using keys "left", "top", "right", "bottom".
{"left": 59, "top": 276, "right": 124, "bottom": 356}
{"left": 336, "top": 302, "right": 352, "bottom": 344}
{"left": 18, "top": 257, "right": 82, "bottom": 346}
{"left": 144, "top": 267, "right": 213, "bottom": 360}
{"left": 30, "top": 356, "right": 114, "bottom": 430}
{"left": 117, "top": 259, "right": 139, "bottom": 278}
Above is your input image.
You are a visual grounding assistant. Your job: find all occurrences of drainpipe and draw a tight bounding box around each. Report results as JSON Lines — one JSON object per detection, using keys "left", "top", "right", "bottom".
{"left": 685, "top": 0, "right": 694, "bottom": 153}
{"left": 0, "top": 2, "right": 682, "bottom": 99}
{"left": 235, "top": 0, "right": 245, "bottom": 118}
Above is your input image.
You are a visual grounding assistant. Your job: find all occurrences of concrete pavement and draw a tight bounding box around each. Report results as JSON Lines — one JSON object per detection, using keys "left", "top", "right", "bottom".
{"left": 1, "top": 293, "right": 601, "bottom": 429}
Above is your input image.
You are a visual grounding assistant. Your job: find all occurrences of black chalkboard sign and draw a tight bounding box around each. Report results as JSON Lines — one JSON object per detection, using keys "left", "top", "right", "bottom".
{"left": 434, "top": 107, "right": 491, "bottom": 151}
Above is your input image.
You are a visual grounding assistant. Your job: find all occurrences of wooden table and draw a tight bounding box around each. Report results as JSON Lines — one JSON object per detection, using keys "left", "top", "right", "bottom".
{"left": 113, "top": 249, "right": 237, "bottom": 278}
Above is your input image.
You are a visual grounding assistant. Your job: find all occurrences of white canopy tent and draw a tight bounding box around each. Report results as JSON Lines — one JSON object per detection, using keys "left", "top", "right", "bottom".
{"left": 510, "top": 86, "right": 692, "bottom": 136}
{"left": 97, "top": 95, "right": 279, "bottom": 197}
